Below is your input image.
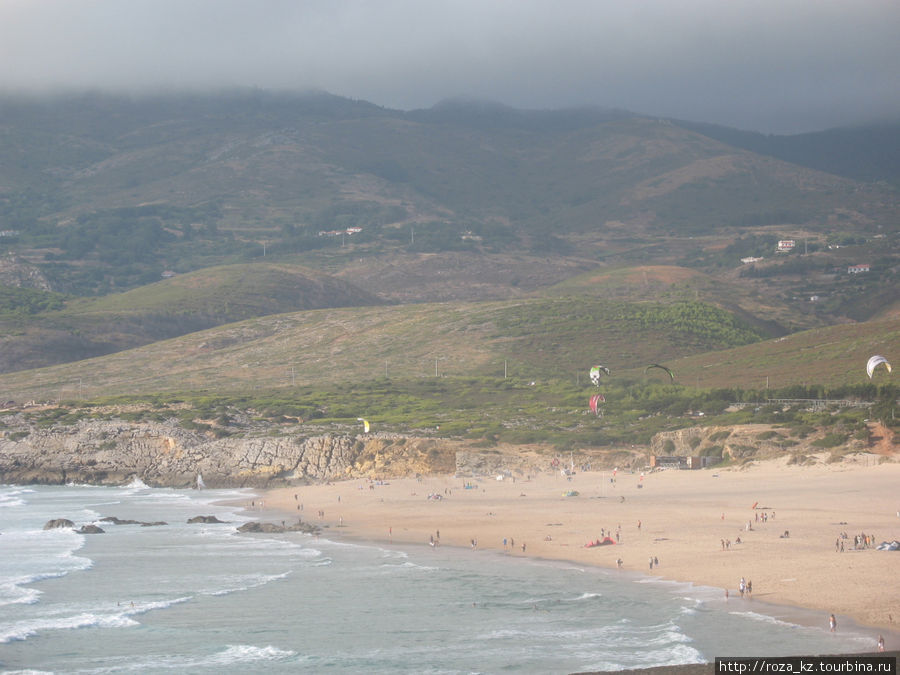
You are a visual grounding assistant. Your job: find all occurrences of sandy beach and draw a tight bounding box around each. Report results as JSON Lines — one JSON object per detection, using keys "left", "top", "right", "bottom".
{"left": 258, "top": 454, "right": 900, "bottom": 648}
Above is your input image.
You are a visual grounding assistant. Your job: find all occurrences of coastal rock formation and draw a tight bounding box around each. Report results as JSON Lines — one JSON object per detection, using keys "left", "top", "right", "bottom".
{"left": 650, "top": 423, "right": 869, "bottom": 462}
{"left": 0, "top": 418, "right": 458, "bottom": 488}
{"left": 455, "top": 450, "right": 545, "bottom": 477}
{"left": 77, "top": 524, "right": 105, "bottom": 534}
{"left": 100, "top": 516, "right": 169, "bottom": 527}
{"left": 236, "top": 520, "right": 321, "bottom": 535}
{"left": 43, "top": 518, "right": 75, "bottom": 529}
{"left": 187, "top": 515, "right": 226, "bottom": 524}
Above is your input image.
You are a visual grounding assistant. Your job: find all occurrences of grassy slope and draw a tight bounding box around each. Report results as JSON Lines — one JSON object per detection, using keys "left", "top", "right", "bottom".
{"left": 67, "top": 262, "right": 382, "bottom": 317}
{"left": 661, "top": 317, "right": 900, "bottom": 390}
{"left": 0, "top": 292, "right": 893, "bottom": 403}
{"left": 0, "top": 262, "right": 382, "bottom": 373}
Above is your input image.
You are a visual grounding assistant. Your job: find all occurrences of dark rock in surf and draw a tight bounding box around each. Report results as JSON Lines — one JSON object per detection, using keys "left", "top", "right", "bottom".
{"left": 43, "top": 518, "right": 75, "bottom": 530}
{"left": 187, "top": 515, "right": 225, "bottom": 524}
{"left": 77, "top": 524, "right": 105, "bottom": 534}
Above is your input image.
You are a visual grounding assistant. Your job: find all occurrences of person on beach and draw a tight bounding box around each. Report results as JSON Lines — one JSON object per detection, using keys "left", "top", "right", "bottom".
{"left": 877, "top": 635, "right": 884, "bottom": 652}
{"left": 829, "top": 614, "right": 836, "bottom": 632}
{"left": 739, "top": 577, "right": 746, "bottom": 598}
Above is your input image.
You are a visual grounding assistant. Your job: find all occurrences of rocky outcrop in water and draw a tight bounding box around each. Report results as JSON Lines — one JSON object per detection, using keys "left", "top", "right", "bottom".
{"left": 187, "top": 515, "right": 226, "bottom": 524}
{"left": 43, "top": 518, "right": 75, "bottom": 529}
{"left": 236, "top": 520, "right": 321, "bottom": 534}
{"left": 77, "top": 524, "right": 105, "bottom": 534}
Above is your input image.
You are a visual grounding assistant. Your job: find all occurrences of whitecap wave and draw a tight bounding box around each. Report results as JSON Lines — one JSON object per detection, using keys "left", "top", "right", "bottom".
{"left": 379, "top": 560, "right": 439, "bottom": 572}
{"left": 207, "top": 571, "right": 292, "bottom": 597}
{"left": 585, "top": 643, "right": 704, "bottom": 673}
{"left": 0, "top": 611, "right": 140, "bottom": 643}
{"left": 570, "top": 591, "right": 602, "bottom": 601}
{"left": 727, "top": 610, "right": 799, "bottom": 628}
{"left": 0, "top": 494, "right": 26, "bottom": 508}
{"left": 124, "top": 595, "right": 192, "bottom": 616}
{"left": 209, "top": 644, "right": 297, "bottom": 665}
{"left": 0, "top": 582, "right": 41, "bottom": 607}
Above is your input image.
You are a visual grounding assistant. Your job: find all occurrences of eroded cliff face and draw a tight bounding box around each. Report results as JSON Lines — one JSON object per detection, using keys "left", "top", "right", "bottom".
{"left": 0, "top": 419, "right": 457, "bottom": 488}
{"left": 649, "top": 423, "right": 871, "bottom": 462}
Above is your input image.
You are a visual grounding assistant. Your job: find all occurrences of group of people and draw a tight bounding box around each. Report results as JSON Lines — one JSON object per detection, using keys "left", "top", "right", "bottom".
{"left": 738, "top": 576, "right": 753, "bottom": 598}
{"left": 834, "top": 531, "right": 877, "bottom": 552}
{"left": 501, "top": 537, "right": 527, "bottom": 552}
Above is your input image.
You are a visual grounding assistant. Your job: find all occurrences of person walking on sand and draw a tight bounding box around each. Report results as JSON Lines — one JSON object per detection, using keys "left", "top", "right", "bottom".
{"left": 829, "top": 614, "right": 836, "bottom": 632}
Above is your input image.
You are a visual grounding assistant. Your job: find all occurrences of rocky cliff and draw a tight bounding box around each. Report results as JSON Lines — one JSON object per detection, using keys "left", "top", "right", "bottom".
{"left": 0, "top": 418, "right": 457, "bottom": 488}
{"left": 649, "top": 423, "right": 872, "bottom": 462}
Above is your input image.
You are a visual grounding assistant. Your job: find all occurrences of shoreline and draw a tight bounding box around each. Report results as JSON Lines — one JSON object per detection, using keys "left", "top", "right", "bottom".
{"left": 328, "top": 525, "right": 897, "bottom": 649}
{"left": 249, "top": 454, "right": 900, "bottom": 651}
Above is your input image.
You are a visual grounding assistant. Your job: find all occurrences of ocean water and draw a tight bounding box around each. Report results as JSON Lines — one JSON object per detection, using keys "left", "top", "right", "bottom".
{"left": 0, "top": 483, "right": 878, "bottom": 674}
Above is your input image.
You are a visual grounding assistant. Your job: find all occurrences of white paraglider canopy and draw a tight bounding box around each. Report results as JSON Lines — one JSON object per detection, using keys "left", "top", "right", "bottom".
{"left": 866, "top": 355, "right": 892, "bottom": 379}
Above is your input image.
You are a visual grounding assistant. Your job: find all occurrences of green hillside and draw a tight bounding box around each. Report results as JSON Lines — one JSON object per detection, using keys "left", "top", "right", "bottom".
{"left": 0, "top": 293, "right": 893, "bottom": 404}
{"left": 0, "top": 262, "right": 380, "bottom": 373}
{"left": 0, "top": 296, "right": 894, "bottom": 451}
{"left": 0, "top": 91, "right": 897, "bottom": 395}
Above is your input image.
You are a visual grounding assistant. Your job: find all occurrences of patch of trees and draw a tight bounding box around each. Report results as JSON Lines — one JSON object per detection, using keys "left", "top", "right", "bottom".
{"left": 0, "top": 285, "right": 66, "bottom": 315}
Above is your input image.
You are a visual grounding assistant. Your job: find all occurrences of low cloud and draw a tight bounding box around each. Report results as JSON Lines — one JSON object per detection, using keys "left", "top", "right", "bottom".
{"left": 1, "top": 0, "right": 898, "bottom": 133}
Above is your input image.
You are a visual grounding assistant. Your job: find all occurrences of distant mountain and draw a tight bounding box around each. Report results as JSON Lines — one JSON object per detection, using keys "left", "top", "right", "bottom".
{"left": 0, "top": 90, "right": 897, "bottom": 375}
{"left": 673, "top": 118, "right": 900, "bottom": 184}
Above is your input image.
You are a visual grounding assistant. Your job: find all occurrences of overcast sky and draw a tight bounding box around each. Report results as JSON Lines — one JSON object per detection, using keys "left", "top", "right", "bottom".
{"left": 2, "top": 0, "right": 898, "bottom": 134}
